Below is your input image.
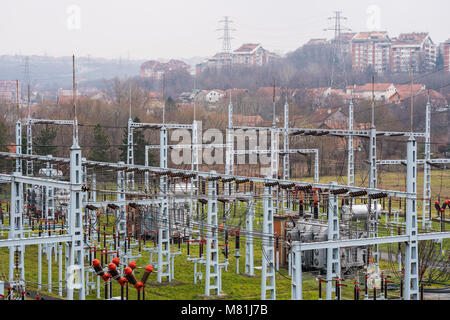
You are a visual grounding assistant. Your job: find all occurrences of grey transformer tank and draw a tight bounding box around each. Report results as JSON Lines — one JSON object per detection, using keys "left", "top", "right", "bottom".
{"left": 287, "top": 219, "right": 367, "bottom": 274}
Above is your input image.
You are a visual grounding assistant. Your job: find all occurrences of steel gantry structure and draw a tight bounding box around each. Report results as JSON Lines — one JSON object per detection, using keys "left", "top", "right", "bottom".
{"left": 0, "top": 67, "right": 448, "bottom": 301}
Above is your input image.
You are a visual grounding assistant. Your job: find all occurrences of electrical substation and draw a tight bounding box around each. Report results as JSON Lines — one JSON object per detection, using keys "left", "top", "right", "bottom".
{"left": 0, "top": 56, "right": 449, "bottom": 301}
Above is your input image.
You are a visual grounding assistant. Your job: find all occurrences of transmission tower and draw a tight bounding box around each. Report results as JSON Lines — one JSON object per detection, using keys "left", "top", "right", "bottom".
{"left": 217, "top": 16, "right": 235, "bottom": 54}
{"left": 324, "top": 11, "right": 351, "bottom": 89}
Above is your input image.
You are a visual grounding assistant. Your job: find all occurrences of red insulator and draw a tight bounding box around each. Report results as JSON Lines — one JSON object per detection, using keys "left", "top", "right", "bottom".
{"left": 102, "top": 272, "right": 111, "bottom": 282}
{"left": 92, "top": 259, "right": 105, "bottom": 276}
{"left": 118, "top": 277, "right": 127, "bottom": 287}
{"left": 135, "top": 281, "right": 144, "bottom": 290}
{"left": 92, "top": 259, "right": 101, "bottom": 267}
{"left": 128, "top": 260, "right": 137, "bottom": 270}
{"left": 140, "top": 265, "right": 154, "bottom": 285}
{"left": 124, "top": 267, "right": 133, "bottom": 275}
{"left": 108, "top": 263, "right": 117, "bottom": 271}
{"left": 108, "top": 263, "right": 120, "bottom": 280}
{"left": 112, "top": 257, "right": 120, "bottom": 266}
{"left": 125, "top": 273, "right": 137, "bottom": 286}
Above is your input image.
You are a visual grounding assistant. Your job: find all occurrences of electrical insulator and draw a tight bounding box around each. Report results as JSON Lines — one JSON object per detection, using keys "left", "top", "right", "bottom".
{"left": 92, "top": 259, "right": 105, "bottom": 276}
{"left": 435, "top": 201, "right": 440, "bottom": 212}
{"left": 102, "top": 272, "right": 111, "bottom": 282}
{"left": 118, "top": 277, "right": 127, "bottom": 287}
{"left": 124, "top": 267, "right": 137, "bottom": 286}
{"left": 112, "top": 257, "right": 120, "bottom": 267}
{"left": 128, "top": 260, "right": 137, "bottom": 270}
{"left": 443, "top": 200, "right": 449, "bottom": 210}
{"left": 135, "top": 281, "right": 144, "bottom": 290}
{"left": 108, "top": 263, "right": 120, "bottom": 280}
{"left": 140, "top": 265, "right": 153, "bottom": 285}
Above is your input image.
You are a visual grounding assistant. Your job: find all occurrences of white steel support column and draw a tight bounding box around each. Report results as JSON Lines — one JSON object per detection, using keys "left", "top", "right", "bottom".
{"left": 126, "top": 118, "right": 135, "bottom": 191}
{"left": 91, "top": 172, "right": 97, "bottom": 202}
{"left": 282, "top": 101, "right": 289, "bottom": 209}
{"left": 205, "top": 173, "right": 220, "bottom": 295}
{"left": 117, "top": 162, "right": 126, "bottom": 262}
{"left": 283, "top": 101, "right": 290, "bottom": 181}
{"left": 38, "top": 244, "right": 42, "bottom": 291}
{"left": 291, "top": 243, "right": 302, "bottom": 300}
{"left": 15, "top": 121, "right": 22, "bottom": 173}
{"left": 422, "top": 100, "right": 431, "bottom": 229}
{"left": 46, "top": 156, "right": 54, "bottom": 219}
{"left": 347, "top": 100, "right": 354, "bottom": 186}
{"left": 81, "top": 158, "right": 87, "bottom": 204}
{"left": 8, "top": 173, "right": 25, "bottom": 283}
{"left": 157, "top": 127, "right": 171, "bottom": 282}
{"left": 261, "top": 179, "right": 276, "bottom": 300}
{"left": 369, "top": 126, "right": 379, "bottom": 264}
{"left": 314, "top": 150, "right": 319, "bottom": 184}
{"left": 67, "top": 137, "right": 85, "bottom": 300}
{"left": 58, "top": 244, "right": 63, "bottom": 296}
{"left": 26, "top": 118, "right": 33, "bottom": 175}
{"left": 145, "top": 146, "right": 150, "bottom": 193}
{"left": 326, "top": 182, "right": 340, "bottom": 300}
{"left": 226, "top": 99, "right": 234, "bottom": 176}
{"left": 404, "top": 137, "right": 419, "bottom": 300}
{"left": 270, "top": 129, "right": 279, "bottom": 179}
{"left": 245, "top": 198, "right": 254, "bottom": 276}
{"left": 47, "top": 245, "right": 52, "bottom": 292}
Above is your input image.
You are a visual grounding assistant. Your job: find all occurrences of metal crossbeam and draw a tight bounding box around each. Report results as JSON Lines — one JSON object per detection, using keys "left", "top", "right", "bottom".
{"left": 0, "top": 235, "right": 72, "bottom": 248}
{"left": 0, "top": 152, "right": 416, "bottom": 198}
{"left": 130, "top": 122, "right": 193, "bottom": 130}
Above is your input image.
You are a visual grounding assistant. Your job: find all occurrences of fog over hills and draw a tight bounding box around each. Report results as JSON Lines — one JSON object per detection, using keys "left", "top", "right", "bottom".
{"left": 0, "top": 55, "right": 206, "bottom": 91}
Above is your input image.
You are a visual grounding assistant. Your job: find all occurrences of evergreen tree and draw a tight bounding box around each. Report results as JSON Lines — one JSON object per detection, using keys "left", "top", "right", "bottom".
{"left": 89, "top": 124, "right": 110, "bottom": 162}
{"left": 0, "top": 120, "right": 10, "bottom": 152}
{"left": 34, "top": 124, "right": 57, "bottom": 156}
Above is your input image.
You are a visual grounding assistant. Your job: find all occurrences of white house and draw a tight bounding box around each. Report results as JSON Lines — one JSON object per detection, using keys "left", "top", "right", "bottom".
{"left": 205, "top": 90, "right": 225, "bottom": 103}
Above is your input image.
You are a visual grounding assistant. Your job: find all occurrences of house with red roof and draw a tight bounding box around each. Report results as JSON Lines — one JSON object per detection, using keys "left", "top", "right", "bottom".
{"left": 196, "top": 43, "right": 278, "bottom": 74}
{"left": 140, "top": 59, "right": 190, "bottom": 79}
{"left": 232, "top": 43, "right": 278, "bottom": 66}
{"left": 346, "top": 83, "right": 397, "bottom": 101}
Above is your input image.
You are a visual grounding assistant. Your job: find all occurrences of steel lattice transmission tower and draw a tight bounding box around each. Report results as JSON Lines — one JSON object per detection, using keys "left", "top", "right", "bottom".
{"left": 324, "top": 11, "right": 351, "bottom": 89}
{"left": 217, "top": 16, "right": 235, "bottom": 54}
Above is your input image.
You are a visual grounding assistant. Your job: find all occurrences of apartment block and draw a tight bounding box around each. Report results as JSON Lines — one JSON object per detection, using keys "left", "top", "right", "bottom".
{"left": 351, "top": 31, "right": 391, "bottom": 74}
{"left": 391, "top": 33, "right": 437, "bottom": 73}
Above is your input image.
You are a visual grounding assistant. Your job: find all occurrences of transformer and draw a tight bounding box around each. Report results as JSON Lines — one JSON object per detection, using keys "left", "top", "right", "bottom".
{"left": 287, "top": 219, "right": 367, "bottom": 274}
{"left": 341, "top": 203, "right": 382, "bottom": 221}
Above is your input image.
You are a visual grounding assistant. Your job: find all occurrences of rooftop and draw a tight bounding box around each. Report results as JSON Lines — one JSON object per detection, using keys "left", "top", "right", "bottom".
{"left": 233, "top": 43, "right": 261, "bottom": 54}
{"left": 353, "top": 31, "right": 389, "bottom": 41}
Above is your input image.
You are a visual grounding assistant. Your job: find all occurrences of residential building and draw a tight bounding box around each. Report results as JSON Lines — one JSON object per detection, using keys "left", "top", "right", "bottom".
{"left": 232, "top": 43, "right": 278, "bottom": 66}
{"left": 346, "top": 83, "right": 397, "bottom": 101}
{"left": 444, "top": 39, "right": 450, "bottom": 73}
{"left": 391, "top": 33, "right": 437, "bottom": 73}
{"left": 351, "top": 31, "right": 391, "bottom": 73}
{"left": 309, "top": 108, "right": 348, "bottom": 128}
{"left": 0, "top": 80, "right": 20, "bottom": 103}
{"left": 305, "top": 38, "right": 328, "bottom": 46}
{"left": 388, "top": 84, "right": 426, "bottom": 103}
{"left": 140, "top": 59, "right": 190, "bottom": 79}
{"left": 196, "top": 43, "right": 278, "bottom": 74}
{"left": 205, "top": 90, "right": 225, "bottom": 103}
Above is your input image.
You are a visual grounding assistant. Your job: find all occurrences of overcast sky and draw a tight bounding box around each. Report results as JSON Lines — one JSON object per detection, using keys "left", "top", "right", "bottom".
{"left": 1, "top": 0, "right": 449, "bottom": 60}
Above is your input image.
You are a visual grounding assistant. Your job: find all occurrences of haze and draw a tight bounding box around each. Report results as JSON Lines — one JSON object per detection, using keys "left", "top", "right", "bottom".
{"left": 1, "top": 0, "right": 449, "bottom": 60}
